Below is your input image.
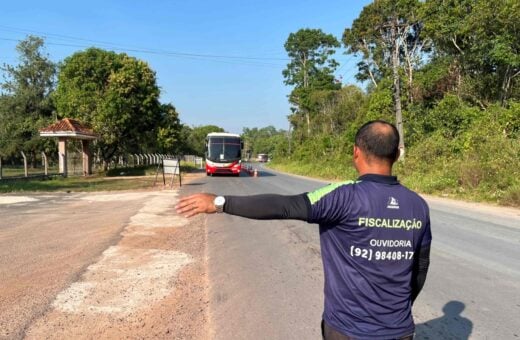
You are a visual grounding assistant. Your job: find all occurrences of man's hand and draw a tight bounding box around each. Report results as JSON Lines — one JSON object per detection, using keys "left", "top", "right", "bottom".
{"left": 176, "top": 193, "right": 217, "bottom": 217}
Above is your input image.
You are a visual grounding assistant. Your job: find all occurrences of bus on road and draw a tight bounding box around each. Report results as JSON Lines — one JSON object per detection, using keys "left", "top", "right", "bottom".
{"left": 205, "top": 133, "right": 243, "bottom": 176}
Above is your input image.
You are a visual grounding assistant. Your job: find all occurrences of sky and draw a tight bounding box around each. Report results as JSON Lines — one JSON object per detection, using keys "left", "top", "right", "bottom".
{"left": 0, "top": 0, "right": 372, "bottom": 134}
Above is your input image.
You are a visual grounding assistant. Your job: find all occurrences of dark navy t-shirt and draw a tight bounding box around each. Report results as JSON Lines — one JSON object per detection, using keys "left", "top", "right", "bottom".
{"left": 307, "top": 174, "right": 432, "bottom": 339}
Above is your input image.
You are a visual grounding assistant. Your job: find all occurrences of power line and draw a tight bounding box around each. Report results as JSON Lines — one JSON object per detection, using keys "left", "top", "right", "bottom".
{"left": 335, "top": 55, "right": 356, "bottom": 75}
{"left": 0, "top": 25, "right": 290, "bottom": 62}
{"left": 0, "top": 37, "right": 285, "bottom": 68}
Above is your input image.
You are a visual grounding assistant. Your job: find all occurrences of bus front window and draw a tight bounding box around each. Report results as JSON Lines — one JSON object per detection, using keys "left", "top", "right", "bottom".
{"left": 207, "top": 137, "right": 241, "bottom": 162}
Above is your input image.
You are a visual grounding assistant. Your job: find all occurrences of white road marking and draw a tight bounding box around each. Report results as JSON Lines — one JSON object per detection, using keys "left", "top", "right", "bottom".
{"left": 51, "top": 190, "right": 193, "bottom": 316}
{"left": 80, "top": 192, "right": 154, "bottom": 202}
{"left": 52, "top": 246, "right": 193, "bottom": 315}
{"left": 0, "top": 196, "right": 39, "bottom": 204}
{"left": 126, "top": 192, "right": 188, "bottom": 231}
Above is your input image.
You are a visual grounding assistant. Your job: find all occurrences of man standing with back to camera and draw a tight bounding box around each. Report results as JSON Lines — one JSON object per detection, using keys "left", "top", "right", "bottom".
{"left": 176, "top": 120, "right": 432, "bottom": 340}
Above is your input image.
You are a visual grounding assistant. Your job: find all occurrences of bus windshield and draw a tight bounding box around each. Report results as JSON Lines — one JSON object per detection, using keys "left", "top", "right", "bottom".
{"left": 207, "top": 137, "right": 241, "bottom": 162}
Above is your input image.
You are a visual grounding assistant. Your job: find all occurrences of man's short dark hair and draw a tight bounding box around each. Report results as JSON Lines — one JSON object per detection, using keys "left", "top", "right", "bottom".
{"left": 355, "top": 120, "right": 400, "bottom": 162}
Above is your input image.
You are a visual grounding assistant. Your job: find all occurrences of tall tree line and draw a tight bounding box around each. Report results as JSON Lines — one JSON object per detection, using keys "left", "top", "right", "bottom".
{"left": 0, "top": 36, "right": 56, "bottom": 165}
{"left": 0, "top": 36, "right": 188, "bottom": 166}
{"left": 270, "top": 0, "right": 519, "bottom": 204}
{"left": 280, "top": 0, "right": 519, "bottom": 154}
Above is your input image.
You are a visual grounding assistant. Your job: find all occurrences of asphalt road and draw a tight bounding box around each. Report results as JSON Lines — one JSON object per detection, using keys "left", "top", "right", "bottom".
{"left": 1, "top": 168, "right": 518, "bottom": 340}
{"left": 198, "top": 166, "right": 520, "bottom": 340}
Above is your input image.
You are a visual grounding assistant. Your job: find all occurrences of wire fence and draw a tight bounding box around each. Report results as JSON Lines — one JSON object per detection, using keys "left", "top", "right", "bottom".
{"left": 0, "top": 152, "right": 58, "bottom": 179}
{"left": 0, "top": 151, "right": 204, "bottom": 180}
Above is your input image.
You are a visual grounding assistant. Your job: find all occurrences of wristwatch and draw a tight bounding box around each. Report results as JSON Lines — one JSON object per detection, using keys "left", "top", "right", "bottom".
{"left": 214, "top": 196, "right": 226, "bottom": 213}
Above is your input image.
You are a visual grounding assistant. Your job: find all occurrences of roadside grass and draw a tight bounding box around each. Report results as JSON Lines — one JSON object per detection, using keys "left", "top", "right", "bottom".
{"left": 105, "top": 165, "right": 160, "bottom": 177}
{"left": 1, "top": 166, "right": 59, "bottom": 177}
{"left": 267, "top": 160, "right": 520, "bottom": 208}
{"left": 268, "top": 160, "right": 358, "bottom": 182}
{"left": 0, "top": 175, "right": 155, "bottom": 193}
{"left": 105, "top": 163, "right": 199, "bottom": 177}
{"left": 0, "top": 163, "right": 200, "bottom": 193}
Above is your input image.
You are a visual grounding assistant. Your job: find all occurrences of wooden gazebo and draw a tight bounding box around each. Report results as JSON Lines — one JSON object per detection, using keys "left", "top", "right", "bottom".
{"left": 39, "top": 118, "right": 97, "bottom": 177}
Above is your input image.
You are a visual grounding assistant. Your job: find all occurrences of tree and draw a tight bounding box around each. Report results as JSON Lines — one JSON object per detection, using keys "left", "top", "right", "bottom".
{"left": 184, "top": 125, "right": 225, "bottom": 157}
{"left": 343, "top": 0, "right": 425, "bottom": 157}
{"left": 422, "top": 0, "right": 520, "bottom": 104}
{"left": 242, "top": 126, "right": 285, "bottom": 157}
{"left": 282, "top": 28, "right": 340, "bottom": 136}
{"left": 156, "top": 103, "right": 183, "bottom": 153}
{"left": 0, "top": 36, "right": 56, "bottom": 162}
{"left": 54, "top": 48, "right": 162, "bottom": 166}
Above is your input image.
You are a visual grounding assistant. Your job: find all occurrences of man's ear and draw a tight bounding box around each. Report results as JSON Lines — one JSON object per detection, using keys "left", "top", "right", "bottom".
{"left": 354, "top": 145, "right": 366, "bottom": 163}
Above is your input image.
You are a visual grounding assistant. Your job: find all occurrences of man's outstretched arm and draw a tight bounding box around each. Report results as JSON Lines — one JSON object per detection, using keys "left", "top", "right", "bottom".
{"left": 176, "top": 193, "right": 310, "bottom": 220}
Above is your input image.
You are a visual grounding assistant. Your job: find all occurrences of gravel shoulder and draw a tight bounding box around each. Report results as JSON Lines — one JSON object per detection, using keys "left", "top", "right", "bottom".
{"left": 0, "top": 173, "right": 209, "bottom": 340}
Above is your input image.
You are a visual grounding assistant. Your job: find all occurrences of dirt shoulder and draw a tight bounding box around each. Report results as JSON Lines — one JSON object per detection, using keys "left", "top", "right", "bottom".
{"left": 10, "top": 173, "right": 209, "bottom": 340}
{"left": 422, "top": 194, "right": 520, "bottom": 221}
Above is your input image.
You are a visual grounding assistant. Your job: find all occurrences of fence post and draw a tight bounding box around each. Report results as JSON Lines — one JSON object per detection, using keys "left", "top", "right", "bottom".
{"left": 0, "top": 156, "right": 2, "bottom": 180}
{"left": 42, "top": 152, "right": 48, "bottom": 176}
{"left": 21, "top": 151, "right": 28, "bottom": 177}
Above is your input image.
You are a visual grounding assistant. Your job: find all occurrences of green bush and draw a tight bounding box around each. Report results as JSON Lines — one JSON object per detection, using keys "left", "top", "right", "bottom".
{"left": 400, "top": 109, "right": 520, "bottom": 205}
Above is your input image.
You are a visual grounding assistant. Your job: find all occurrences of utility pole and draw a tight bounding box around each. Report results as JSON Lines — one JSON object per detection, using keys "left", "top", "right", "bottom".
{"left": 381, "top": 18, "right": 407, "bottom": 160}
{"left": 391, "top": 21, "right": 405, "bottom": 160}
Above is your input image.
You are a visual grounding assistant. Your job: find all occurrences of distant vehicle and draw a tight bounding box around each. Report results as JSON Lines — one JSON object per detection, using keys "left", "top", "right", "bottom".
{"left": 205, "top": 133, "right": 243, "bottom": 176}
{"left": 257, "top": 154, "right": 268, "bottom": 162}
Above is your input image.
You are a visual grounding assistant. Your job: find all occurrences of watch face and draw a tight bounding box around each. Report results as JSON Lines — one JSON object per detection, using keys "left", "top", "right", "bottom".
{"left": 214, "top": 196, "right": 225, "bottom": 206}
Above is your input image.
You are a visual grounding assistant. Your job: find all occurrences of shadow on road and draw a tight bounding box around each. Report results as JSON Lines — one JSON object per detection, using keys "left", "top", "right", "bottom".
{"left": 415, "top": 301, "right": 473, "bottom": 339}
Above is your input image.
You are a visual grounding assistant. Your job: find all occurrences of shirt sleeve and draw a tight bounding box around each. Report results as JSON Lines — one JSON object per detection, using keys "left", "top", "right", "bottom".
{"left": 223, "top": 193, "right": 311, "bottom": 220}
{"left": 420, "top": 217, "right": 432, "bottom": 247}
{"left": 411, "top": 203, "right": 432, "bottom": 303}
{"left": 417, "top": 196, "right": 432, "bottom": 247}
{"left": 306, "top": 181, "right": 355, "bottom": 224}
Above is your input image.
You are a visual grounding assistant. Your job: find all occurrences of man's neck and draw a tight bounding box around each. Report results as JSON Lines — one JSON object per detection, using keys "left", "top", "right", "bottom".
{"left": 357, "top": 163, "right": 393, "bottom": 177}
{"left": 358, "top": 169, "right": 392, "bottom": 176}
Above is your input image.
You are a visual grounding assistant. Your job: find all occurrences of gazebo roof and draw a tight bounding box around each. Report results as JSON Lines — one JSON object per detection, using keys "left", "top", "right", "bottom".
{"left": 39, "top": 118, "right": 97, "bottom": 140}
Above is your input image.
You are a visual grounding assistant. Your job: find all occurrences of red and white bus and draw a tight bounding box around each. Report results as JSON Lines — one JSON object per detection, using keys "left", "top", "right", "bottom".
{"left": 205, "top": 132, "right": 243, "bottom": 176}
